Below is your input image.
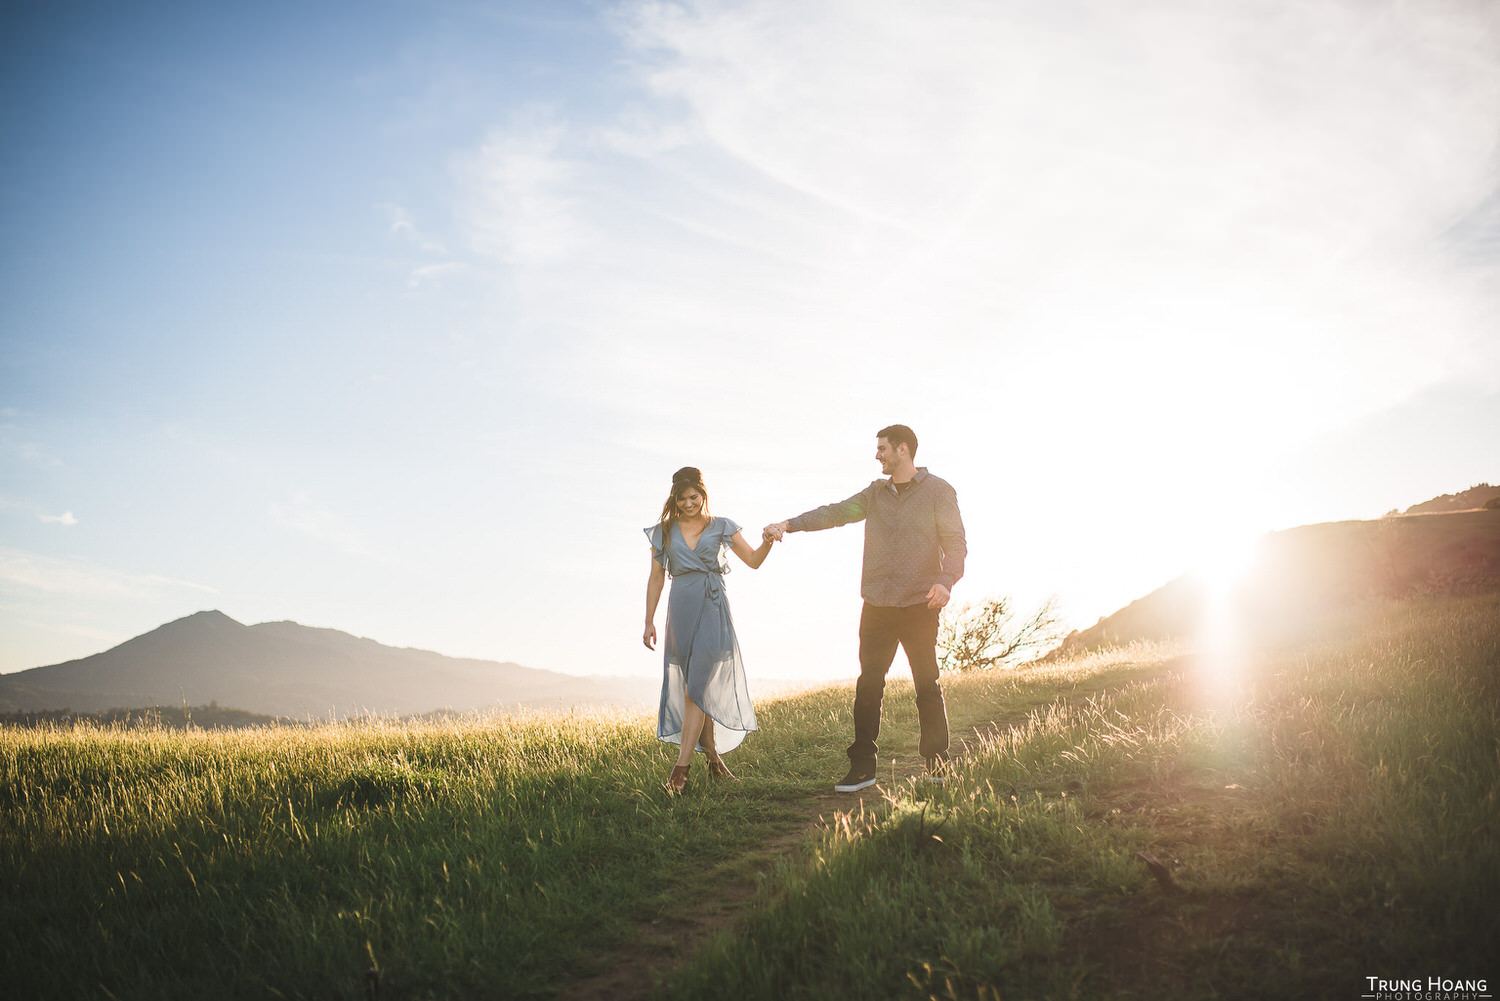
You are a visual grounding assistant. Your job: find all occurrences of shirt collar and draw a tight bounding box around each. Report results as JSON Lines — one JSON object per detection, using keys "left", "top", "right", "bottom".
{"left": 886, "top": 467, "right": 930, "bottom": 491}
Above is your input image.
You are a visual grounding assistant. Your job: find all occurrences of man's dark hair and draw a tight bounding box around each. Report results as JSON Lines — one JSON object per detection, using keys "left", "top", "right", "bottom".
{"left": 876, "top": 424, "right": 918, "bottom": 458}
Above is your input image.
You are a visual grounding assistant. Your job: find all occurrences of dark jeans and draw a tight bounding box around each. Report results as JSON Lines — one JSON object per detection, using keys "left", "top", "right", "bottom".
{"left": 848, "top": 602, "right": 950, "bottom": 768}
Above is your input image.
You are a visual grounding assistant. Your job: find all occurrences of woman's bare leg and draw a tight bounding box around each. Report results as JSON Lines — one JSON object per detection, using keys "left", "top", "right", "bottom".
{"left": 676, "top": 695, "right": 708, "bottom": 768}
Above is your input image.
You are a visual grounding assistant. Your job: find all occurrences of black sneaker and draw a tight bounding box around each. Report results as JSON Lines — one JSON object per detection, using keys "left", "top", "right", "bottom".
{"left": 834, "top": 765, "right": 877, "bottom": 793}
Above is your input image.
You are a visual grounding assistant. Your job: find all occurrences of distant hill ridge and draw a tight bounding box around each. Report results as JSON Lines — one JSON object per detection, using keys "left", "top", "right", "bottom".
{"left": 0, "top": 611, "right": 654, "bottom": 719}
{"left": 1052, "top": 502, "right": 1500, "bottom": 655}
{"left": 1401, "top": 483, "right": 1499, "bottom": 515}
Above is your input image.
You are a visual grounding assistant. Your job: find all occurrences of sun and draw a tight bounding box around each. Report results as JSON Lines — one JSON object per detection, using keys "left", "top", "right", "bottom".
{"left": 1194, "top": 528, "right": 1262, "bottom": 597}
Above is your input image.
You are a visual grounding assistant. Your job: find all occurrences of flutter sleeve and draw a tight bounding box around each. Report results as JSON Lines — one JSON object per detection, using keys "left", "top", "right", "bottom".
{"left": 714, "top": 517, "right": 741, "bottom": 572}
{"left": 643, "top": 524, "right": 667, "bottom": 569}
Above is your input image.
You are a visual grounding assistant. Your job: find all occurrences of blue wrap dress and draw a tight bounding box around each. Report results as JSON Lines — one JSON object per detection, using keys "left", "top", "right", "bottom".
{"left": 645, "top": 516, "right": 758, "bottom": 754}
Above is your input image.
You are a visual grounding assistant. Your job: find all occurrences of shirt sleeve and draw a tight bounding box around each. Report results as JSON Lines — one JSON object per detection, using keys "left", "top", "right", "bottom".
{"left": 933, "top": 482, "right": 967, "bottom": 590}
{"left": 786, "top": 485, "right": 872, "bottom": 533}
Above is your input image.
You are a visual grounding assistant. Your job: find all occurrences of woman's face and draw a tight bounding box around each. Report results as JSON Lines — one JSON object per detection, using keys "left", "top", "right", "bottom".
{"left": 675, "top": 487, "right": 705, "bottom": 518}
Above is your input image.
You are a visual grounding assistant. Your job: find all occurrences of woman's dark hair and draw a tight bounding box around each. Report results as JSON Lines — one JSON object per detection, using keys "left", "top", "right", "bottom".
{"left": 657, "top": 466, "right": 710, "bottom": 562}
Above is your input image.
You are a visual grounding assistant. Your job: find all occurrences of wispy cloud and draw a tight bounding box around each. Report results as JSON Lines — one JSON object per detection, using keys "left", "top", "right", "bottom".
{"left": 433, "top": 0, "right": 1500, "bottom": 646}
{"left": 459, "top": 107, "right": 585, "bottom": 266}
{"left": 453, "top": 0, "right": 1500, "bottom": 453}
{"left": 383, "top": 203, "right": 449, "bottom": 254}
{"left": 38, "top": 511, "right": 78, "bottom": 526}
{"left": 0, "top": 615, "right": 122, "bottom": 645}
{"left": 1443, "top": 187, "right": 1500, "bottom": 265}
{"left": 0, "top": 422, "right": 63, "bottom": 468}
{"left": 0, "top": 549, "right": 217, "bottom": 599}
{"left": 268, "top": 493, "right": 381, "bottom": 559}
{"left": 381, "top": 202, "right": 470, "bottom": 288}
{"left": 406, "top": 261, "right": 468, "bottom": 288}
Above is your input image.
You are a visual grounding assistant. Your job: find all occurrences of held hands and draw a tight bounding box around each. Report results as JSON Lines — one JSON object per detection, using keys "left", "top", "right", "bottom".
{"left": 643, "top": 622, "right": 657, "bottom": 650}
{"left": 762, "top": 520, "right": 789, "bottom": 544}
{"left": 926, "top": 583, "right": 951, "bottom": 610}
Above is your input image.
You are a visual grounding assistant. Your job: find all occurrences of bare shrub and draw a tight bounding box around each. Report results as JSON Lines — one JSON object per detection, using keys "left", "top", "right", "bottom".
{"left": 937, "top": 596, "right": 1067, "bottom": 672}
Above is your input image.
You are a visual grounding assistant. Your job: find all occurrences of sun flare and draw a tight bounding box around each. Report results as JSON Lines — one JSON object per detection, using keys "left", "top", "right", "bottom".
{"left": 1194, "top": 529, "right": 1263, "bottom": 597}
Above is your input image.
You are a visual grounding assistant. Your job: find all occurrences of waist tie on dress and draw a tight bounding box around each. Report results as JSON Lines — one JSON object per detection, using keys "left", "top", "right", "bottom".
{"left": 675, "top": 566, "right": 725, "bottom": 604}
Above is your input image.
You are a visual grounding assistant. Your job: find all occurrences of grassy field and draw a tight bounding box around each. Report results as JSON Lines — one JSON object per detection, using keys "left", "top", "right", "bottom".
{"left": 665, "top": 595, "right": 1500, "bottom": 1000}
{"left": 2, "top": 595, "right": 1497, "bottom": 999}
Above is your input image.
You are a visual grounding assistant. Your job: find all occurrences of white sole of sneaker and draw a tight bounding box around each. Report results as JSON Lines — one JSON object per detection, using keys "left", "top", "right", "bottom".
{"left": 834, "top": 777, "right": 877, "bottom": 792}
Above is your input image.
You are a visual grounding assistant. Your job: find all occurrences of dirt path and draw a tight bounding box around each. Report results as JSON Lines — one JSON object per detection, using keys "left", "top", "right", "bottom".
{"left": 561, "top": 751, "right": 963, "bottom": 1000}
{"left": 562, "top": 661, "right": 1189, "bottom": 1000}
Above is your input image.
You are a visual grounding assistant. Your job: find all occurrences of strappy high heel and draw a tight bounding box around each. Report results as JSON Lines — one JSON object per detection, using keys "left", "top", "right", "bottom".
{"left": 698, "top": 717, "right": 737, "bottom": 780}
{"left": 664, "top": 764, "right": 690, "bottom": 794}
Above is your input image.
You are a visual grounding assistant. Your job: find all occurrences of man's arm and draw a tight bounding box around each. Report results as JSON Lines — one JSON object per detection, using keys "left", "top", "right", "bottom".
{"left": 765, "top": 487, "right": 871, "bottom": 540}
{"left": 933, "top": 482, "right": 967, "bottom": 591}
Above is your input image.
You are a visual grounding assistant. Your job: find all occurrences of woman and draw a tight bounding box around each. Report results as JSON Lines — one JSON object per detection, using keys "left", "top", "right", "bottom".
{"left": 643, "top": 466, "right": 774, "bottom": 793}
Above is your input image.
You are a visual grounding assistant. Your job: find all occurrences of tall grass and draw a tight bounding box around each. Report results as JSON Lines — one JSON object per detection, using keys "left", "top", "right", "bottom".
{"left": 4, "top": 596, "right": 1496, "bottom": 999}
{"left": 0, "top": 700, "right": 849, "bottom": 1000}
{"left": 664, "top": 596, "right": 1500, "bottom": 999}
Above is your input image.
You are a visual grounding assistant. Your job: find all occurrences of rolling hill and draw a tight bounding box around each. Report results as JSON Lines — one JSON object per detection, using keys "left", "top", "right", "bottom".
{"left": 1054, "top": 506, "right": 1500, "bottom": 653}
{"left": 1400, "top": 481, "right": 1499, "bottom": 515}
{"left": 0, "top": 611, "right": 656, "bottom": 719}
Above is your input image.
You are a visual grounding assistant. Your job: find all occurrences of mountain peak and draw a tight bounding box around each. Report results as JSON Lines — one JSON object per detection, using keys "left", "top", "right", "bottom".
{"left": 0, "top": 611, "right": 655, "bottom": 718}
{"left": 167, "top": 610, "right": 244, "bottom": 629}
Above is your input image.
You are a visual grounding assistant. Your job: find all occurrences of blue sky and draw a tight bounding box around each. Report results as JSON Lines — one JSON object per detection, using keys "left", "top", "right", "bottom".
{"left": 3, "top": 0, "right": 1498, "bottom": 682}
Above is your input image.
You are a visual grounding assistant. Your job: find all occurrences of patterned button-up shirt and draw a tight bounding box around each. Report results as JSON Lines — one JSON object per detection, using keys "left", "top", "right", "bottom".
{"left": 787, "top": 467, "right": 967, "bottom": 607}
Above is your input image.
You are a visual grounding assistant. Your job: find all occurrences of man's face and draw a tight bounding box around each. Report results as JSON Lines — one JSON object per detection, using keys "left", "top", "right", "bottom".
{"left": 875, "top": 438, "right": 901, "bottom": 474}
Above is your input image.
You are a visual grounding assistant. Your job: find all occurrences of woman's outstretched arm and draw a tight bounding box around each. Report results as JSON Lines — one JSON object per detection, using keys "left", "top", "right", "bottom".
{"left": 644, "top": 557, "right": 666, "bottom": 648}
{"left": 729, "top": 530, "right": 773, "bottom": 569}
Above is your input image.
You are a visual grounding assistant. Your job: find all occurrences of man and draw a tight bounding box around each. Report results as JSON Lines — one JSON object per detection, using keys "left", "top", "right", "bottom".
{"left": 765, "top": 424, "right": 966, "bottom": 792}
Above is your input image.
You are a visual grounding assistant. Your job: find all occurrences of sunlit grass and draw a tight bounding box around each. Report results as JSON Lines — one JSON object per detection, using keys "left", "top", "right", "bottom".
{"left": 663, "top": 595, "right": 1500, "bottom": 999}
{"left": 3, "top": 597, "right": 1496, "bottom": 999}
{"left": 0, "top": 701, "right": 850, "bottom": 1000}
